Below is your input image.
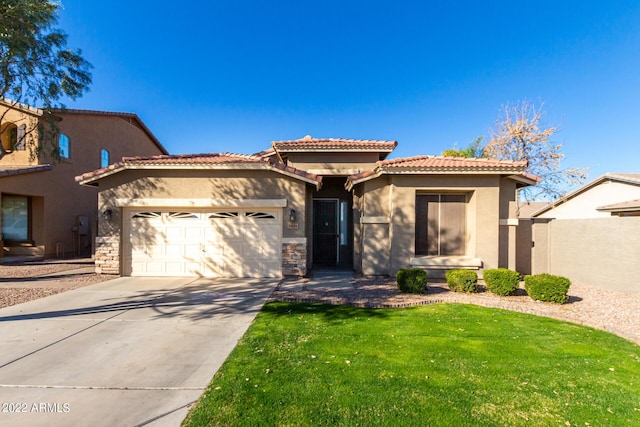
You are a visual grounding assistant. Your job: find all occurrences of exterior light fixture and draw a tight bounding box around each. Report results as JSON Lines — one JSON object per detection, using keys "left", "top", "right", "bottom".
{"left": 289, "top": 208, "right": 296, "bottom": 222}
{"left": 102, "top": 208, "right": 113, "bottom": 221}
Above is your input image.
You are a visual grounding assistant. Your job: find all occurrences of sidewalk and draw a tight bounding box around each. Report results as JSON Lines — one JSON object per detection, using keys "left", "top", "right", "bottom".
{"left": 278, "top": 269, "right": 356, "bottom": 292}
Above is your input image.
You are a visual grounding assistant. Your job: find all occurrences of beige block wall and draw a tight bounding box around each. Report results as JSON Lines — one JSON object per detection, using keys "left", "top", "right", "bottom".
{"left": 531, "top": 217, "right": 640, "bottom": 295}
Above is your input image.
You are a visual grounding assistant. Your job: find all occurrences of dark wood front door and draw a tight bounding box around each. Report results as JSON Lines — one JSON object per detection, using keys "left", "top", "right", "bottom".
{"left": 313, "top": 199, "right": 338, "bottom": 265}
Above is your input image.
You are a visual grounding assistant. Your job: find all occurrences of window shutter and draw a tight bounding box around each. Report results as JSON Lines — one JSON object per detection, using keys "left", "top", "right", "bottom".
{"left": 15, "top": 125, "right": 26, "bottom": 150}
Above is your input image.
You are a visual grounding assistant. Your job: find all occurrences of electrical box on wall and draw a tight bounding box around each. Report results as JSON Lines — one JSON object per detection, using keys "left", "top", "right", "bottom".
{"left": 76, "top": 215, "right": 89, "bottom": 236}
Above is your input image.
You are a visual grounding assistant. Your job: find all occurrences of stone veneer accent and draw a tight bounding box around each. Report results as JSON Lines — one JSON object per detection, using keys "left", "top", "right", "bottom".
{"left": 282, "top": 238, "right": 307, "bottom": 276}
{"left": 94, "top": 236, "right": 120, "bottom": 275}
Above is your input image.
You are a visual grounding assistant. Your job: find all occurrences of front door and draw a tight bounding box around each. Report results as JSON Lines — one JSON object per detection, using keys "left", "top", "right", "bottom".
{"left": 313, "top": 199, "right": 338, "bottom": 266}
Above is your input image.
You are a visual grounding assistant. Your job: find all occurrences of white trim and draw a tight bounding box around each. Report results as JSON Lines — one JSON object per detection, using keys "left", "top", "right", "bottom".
{"left": 361, "top": 216, "right": 390, "bottom": 224}
{"left": 499, "top": 218, "right": 519, "bottom": 226}
{"left": 282, "top": 237, "right": 307, "bottom": 244}
{"left": 115, "top": 198, "right": 288, "bottom": 208}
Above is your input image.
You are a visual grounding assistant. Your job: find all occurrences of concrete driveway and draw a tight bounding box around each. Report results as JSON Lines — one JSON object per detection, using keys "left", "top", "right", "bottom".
{"left": 0, "top": 276, "right": 278, "bottom": 426}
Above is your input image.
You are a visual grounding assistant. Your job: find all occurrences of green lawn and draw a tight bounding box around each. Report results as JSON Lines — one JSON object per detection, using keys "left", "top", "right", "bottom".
{"left": 183, "top": 303, "right": 640, "bottom": 426}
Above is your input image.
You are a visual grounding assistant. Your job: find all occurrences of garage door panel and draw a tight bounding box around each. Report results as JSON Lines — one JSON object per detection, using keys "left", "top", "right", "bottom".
{"left": 128, "top": 209, "right": 282, "bottom": 278}
{"left": 165, "top": 262, "right": 185, "bottom": 274}
{"left": 223, "top": 262, "right": 243, "bottom": 278}
{"left": 144, "top": 262, "right": 164, "bottom": 274}
{"left": 165, "top": 244, "right": 184, "bottom": 257}
{"left": 183, "top": 243, "right": 201, "bottom": 258}
{"left": 164, "top": 227, "right": 184, "bottom": 241}
{"left": 184, "top": 227, "right": 203, "bottom": 240}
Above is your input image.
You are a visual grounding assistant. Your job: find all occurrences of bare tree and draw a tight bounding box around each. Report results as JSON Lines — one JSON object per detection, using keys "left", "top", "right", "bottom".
{"left": 0, "top": 0, "right": 92, "bottom": 160}
{"left": 484, "top": 101, "right": 587, "bottom": 201}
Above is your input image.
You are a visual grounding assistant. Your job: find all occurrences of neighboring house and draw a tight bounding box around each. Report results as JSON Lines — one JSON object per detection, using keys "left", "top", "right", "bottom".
{"left": 77, "top": 136, "right": 536, "bottom": 277}
{"left": 532, "top": 173, "right": 640, "bottom": 219}
{"left": 517, "top": 173, "right": 640, "bottom": 295}
{"left": 0, "top": 100, "right": 168, "bottom": 258}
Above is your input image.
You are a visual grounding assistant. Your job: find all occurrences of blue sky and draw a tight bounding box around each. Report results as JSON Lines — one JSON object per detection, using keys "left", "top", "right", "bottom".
{"left": 57, "top": 1, "right": 640, "bottom": 182}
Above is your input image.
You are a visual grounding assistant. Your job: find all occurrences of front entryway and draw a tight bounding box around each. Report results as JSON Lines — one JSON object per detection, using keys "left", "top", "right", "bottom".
{"left": 311, "top": 177, "right": 353, "bottom": 268}
{"left": 313, "top": 199, "right": 339, "bottom": 265}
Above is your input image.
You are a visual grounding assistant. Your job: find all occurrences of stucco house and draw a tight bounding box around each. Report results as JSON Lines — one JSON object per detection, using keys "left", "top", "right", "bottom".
{"left": 0, "top": 100, "right": 168, "bottom": 258}
{"left": 76, "top": 136, "right": 537, "bottom": 277}
{"left": 531, "top": 173, "right": 640, "bottom": 219}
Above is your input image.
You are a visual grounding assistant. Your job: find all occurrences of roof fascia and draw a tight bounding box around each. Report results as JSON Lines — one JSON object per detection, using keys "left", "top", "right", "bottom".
{"left": 507, "top": 174, "right": 538, "bottom": 187}
{"left": 345, "top": 170, "right": 383, "bottom": 190}
{"left": 274, "top": 147, "right": 395, "bottom": 153}
{"left": 0, "top": 98, "right": 43, "bottom": 117}
{"left": 77, "top": 162, "right": 321, "bottom": 189}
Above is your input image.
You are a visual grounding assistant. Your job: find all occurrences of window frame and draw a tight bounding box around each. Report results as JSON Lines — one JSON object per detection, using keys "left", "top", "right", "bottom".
{"left": 1, "top": 194, "right": 31, "bottom": 244}
{"left": 100, "top": 149, "right": 110, "bottom": 168}
{"left": 58, "top": 134, "right": 70, "bottom": 159}
{"left": 415, "top": 193, "right": 467, "bottom": 256}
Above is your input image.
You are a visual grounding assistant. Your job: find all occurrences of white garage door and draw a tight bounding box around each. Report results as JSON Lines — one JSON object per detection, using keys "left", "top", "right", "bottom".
{"left": 125, "top": 209, "right": 282, "bottom": 277}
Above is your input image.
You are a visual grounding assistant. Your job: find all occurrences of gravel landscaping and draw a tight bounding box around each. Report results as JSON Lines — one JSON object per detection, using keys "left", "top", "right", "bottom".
{"left": 0, "top": 258, "right": 116, "bottom": 309}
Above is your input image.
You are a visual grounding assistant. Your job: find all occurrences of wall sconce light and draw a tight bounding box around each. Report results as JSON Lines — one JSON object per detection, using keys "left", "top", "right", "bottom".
{"left": 289, "top": 208, "right": 296, "bottom": 222}
{"left": 102, "top": 208, "right": 113, "bottom": 221}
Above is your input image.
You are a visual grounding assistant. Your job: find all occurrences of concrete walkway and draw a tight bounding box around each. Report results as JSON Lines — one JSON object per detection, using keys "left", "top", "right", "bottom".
{"left": 0, "top": 276, "right": 278, "bottom": 427}
{"left": 278, "top": 269, "right": 355, "bottom": 292}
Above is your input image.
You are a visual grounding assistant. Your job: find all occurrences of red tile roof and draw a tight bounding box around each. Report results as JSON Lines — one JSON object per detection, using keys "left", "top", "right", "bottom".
{"left": 0, "top": 164, "right": 52, "bottom": 177}
{"left": 346, "top": 155, "right": 537, "bottom": 188}
{"left": 377, "top": 155, "right": 527, "bottom": 169}
{"left": 272, "top": 135, "right": 398, "bottom": 153}
{"left": 75, "top": 153, "right": 322, "bottom": 187}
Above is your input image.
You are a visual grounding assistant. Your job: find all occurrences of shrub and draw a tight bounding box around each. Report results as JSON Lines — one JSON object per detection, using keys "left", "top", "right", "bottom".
{"left": 396, "top": 268, "right": 428, "bottom": 294}
{"left": 524, "top": 274, "right": 571, "bottom": 304}
{"left": 483, "top": 268, "right": 521, "bottom": 296}
{"left": 445, "top": 269, "right": 478, "bottom": 293}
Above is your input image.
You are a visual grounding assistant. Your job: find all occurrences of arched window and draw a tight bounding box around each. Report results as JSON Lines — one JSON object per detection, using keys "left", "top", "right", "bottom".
{"left": 58, "top": 134, "right": 70, "bottom": 159}
{"left": 0, "top": 123, "right": 17, "bottom": 151}
{"left": 100, "top": 149, "right": 109, "bottom": 168}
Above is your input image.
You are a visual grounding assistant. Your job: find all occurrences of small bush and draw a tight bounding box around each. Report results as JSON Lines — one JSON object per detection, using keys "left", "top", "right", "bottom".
{"left": 396, "top": 268, "right": 428, "bottom": 294}
{"left": 445, "top": 269, "right": 478, "bottom": 293}
{"left": 524, "top": 274, "right": 571, "bottom": 304}
{"left": 483, "top": 268, "right": 521, "bottom": 296}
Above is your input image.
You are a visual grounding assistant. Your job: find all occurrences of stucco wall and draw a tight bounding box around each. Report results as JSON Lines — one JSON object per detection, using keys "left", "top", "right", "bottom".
{"left": 356, "top": 174, "right": 512, "bottom": 277}
{"left": 0, "top": 107, "right": 40, "bottom": 166}
{"left": 0, "top": 110, "right": 165, "bottom": 257}
{"left": 531, "top": 217, "right": 640, "bottom": 295}
{"left": 286, "top": 152, "right": 379, "bottom": 175}
{"left": 360, "top": 177, "right": 391, "bottom": 275}
{"left": 97, "top": 169, "right": 307, "bottom": 240}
